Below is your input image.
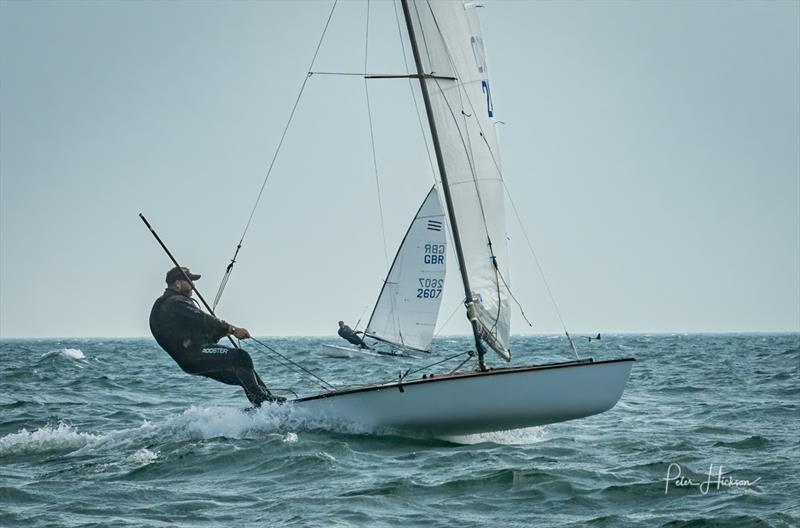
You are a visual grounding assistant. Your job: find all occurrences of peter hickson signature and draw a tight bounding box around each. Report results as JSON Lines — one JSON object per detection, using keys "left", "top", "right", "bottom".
{"left": 664, "top": 463, "right": 761, "bottom": 494}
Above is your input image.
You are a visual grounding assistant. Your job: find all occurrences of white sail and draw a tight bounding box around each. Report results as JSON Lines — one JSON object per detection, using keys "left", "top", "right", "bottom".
{"left": 406, "top": 1, "right": 512, "bottom": 358}
{"left": 365, "top": 186, "right": 447, "bottom": 352}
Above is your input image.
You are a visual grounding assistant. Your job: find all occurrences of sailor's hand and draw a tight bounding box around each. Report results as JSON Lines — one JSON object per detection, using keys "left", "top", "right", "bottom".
{"left": 231, "top": 327, "right": 251, "bottom": 340}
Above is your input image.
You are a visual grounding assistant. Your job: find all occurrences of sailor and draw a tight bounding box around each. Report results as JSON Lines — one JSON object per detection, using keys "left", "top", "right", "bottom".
{"left": 150, "top": 266, "right": 282, "bottom": 407}
{"left": 337, "top": 320, "right": 370, "bottom": 349}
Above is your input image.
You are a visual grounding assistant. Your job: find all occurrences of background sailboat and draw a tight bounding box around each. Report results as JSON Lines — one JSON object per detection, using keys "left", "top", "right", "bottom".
{"left": 323, "top": 186, "right": 447, "bottom": 357}
{"left": 363, "top": 186, "right": 447, "bottom": 353}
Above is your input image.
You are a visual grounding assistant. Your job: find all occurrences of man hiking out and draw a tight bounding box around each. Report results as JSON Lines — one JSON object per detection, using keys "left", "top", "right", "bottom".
{"left": 149, "top": 266, "right": 283, "bottom": 407}
{"left": 337, "top": 320, "right": 370, "bottom": 349}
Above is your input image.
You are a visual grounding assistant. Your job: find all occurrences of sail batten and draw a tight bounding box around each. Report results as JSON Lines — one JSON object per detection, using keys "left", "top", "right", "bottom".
{"left": 403, "top": 0, "right": 512, "bottom": 362}
{"left": 364, "top": 186, "right": 447, "bottom": 352}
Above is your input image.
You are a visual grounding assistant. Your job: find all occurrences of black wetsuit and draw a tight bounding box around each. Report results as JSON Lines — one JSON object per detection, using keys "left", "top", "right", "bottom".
{"left": 338, "top": 324, "right": 370, "bottom": 349}
{"left": 149, "top": 288, "right": 272, "bottom": 406}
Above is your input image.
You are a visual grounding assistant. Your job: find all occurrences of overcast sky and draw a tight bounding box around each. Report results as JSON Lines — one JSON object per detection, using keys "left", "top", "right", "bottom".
{"left": 1, "top": 0, "right": 798, "bottom": 338}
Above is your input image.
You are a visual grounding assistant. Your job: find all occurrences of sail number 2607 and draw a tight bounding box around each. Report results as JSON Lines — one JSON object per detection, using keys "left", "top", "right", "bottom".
{"left": 417, "top": 278, "right": 443, "bottom": 299}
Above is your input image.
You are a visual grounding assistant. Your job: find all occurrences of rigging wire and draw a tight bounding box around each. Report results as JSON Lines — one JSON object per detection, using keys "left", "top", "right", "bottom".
{"left": 362, "top": 0, "right": 398, "bottom": 343}
{"left": 212, "top": 0, "right": 339, "bottom": 310}
{"left": 249, "top": 337, "right": 337, "bottom": 391}
{"left": 307, "top": 71, "right": 430, "bottom": 77}
{"left": 502, "top": 182, "right": 579, "bottom": 359}
{"left": 433, "top": 301, "right": 463, "bottom": 339}
{"left": 363, "top": 0, "right": 390, "bottom": 269}
{"left": 370, "top": 350, "right": 475, "bottom": 388}
{"left": 392, "top": 0, "right": 438, "bottom": 181}
{"left": 352, "top": 303, "right": 371, "bottom": 334}
{"left": 402, "top": 350, "right": 474, "bottom": 379}
{"left": 472, "top": 117, "right": 580, "bottom": 359}
{"left": 309, "top": 71, "right": 369, "bottom": 76}
{"left": 497, "top": 268, "right": 533, "bottom": 328}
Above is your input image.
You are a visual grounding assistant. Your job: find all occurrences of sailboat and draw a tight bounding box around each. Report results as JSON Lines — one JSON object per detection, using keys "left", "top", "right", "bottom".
{"left": 286, "top": 0, "right": 634, "bottom": 436}
{"left": 363, "top": 186, "right": 447, "bottom": 354}
{"left": 324, "top": 186, "right": 447, "bottom": 358}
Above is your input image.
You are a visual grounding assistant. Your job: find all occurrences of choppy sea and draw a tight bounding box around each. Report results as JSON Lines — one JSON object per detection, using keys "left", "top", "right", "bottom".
{"left": 1, "top": 334, "right": 798, "bottom": 527}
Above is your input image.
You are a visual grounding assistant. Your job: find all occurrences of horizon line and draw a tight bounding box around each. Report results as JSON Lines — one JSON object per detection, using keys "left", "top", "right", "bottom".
{"left": 1, "top": 330, "right": 799, "bottom": 340}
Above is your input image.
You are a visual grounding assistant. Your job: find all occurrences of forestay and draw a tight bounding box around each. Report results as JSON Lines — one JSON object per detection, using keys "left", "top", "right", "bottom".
{"left": 365, "top": 187, "right": 447, "bottom": 352}
{"left": 405, "top": 1, "right": 512, "bottom": 358}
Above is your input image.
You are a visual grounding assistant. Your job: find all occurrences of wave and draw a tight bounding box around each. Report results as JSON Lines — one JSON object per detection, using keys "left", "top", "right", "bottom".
{"left": 0, "top": 400, "right": 545, "bottom": 464}
{"left": 659, "top": 514, "right": 771, "bottom": 527}
{"left": 127, "top": 447, "right": 159, "bottom": 464}
{"left": 340, "top": 468, "right": 561, "bottom": 497}
{"left": 39, "top": 348, "right": 87, "bottom": 362}
{"left": 712, "top": 435, "right": 769, "bottom": 449}
{"left": 0, "top": 402, "right": 388, "bottom": 461}
{"left": 59, "top": 348, "right": 86, "bottom": 360}
{"left": 0, "top": 422, "right": 99, "bottom": 456}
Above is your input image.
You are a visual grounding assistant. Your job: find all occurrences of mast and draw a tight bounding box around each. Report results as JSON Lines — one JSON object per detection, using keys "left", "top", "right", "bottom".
{"left": 400, "top": 0, "right": 488, "bottom": 370}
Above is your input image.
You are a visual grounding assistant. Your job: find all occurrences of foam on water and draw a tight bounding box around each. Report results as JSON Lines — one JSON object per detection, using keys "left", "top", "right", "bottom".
{"left": 316, "top": 451, "right": 336, "bottom": 462}
{"left": 1, "top": 403, "right": 372, "bottom": 461}
{"left": 39, "top": 348, "right": 87, "bottom": 362}
{"left": 127, "top": 448, "right": 159, "bottom": 464}
{"left": 69, "top": 405, "right": 296, "bottom": 456}
{"left": 0, "top": 422, "right": 99, "bottom": 455}
{"left": 442, "top": 426, "right": 549, "bottom": 445}
{"left": 166, "top": 403, "right": 376, "bottom": 439}
{"left": 59, "top": 348, "right": 86, "bottom": 360}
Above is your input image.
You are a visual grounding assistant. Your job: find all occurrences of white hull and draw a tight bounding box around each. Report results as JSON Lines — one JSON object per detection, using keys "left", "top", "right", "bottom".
{"left": 294, "top": 358, "right": 634, "bottom": 436}
{"left": 321, "top": 344, "right": 403, "bottom": 359}
{"left": 321, "top": 344, "right": 373, "bottom": 359}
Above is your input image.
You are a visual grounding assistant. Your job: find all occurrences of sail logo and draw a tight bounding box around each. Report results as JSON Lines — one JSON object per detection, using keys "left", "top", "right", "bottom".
{"left": 482, "top": 80, "right": 494, "bottom": 118}
{"left": 470, "top": 35, "right": 487, "bottom": 74}
{"left": 470, "top": 35, "right": 494, "bottom": 118}
{"left": 427, "top": 220, "right": 443, "bottom": 231}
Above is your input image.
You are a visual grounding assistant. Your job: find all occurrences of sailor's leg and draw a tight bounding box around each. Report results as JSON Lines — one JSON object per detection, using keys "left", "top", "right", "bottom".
{"left": 223, "top": 348, "right": 274, "bottom": 406}
{"left": 253, "top": 371, "right": 270, "bottom": 392}
{"left": 182, "top": 346, "right": 273, "bottom": 406}
{"left": 349, "top": 335, "right": 370, "bottom": 349}
{"left": 232, "top": 366, "right": 271, "bottom": 407}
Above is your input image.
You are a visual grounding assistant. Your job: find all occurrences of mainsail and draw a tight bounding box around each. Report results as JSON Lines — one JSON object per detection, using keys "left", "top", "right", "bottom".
{"left": 402, "top": 0, "right": 512, "bottom": 362}
{"left": 365, "top": 186, "right": 447, "bottom": 352}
